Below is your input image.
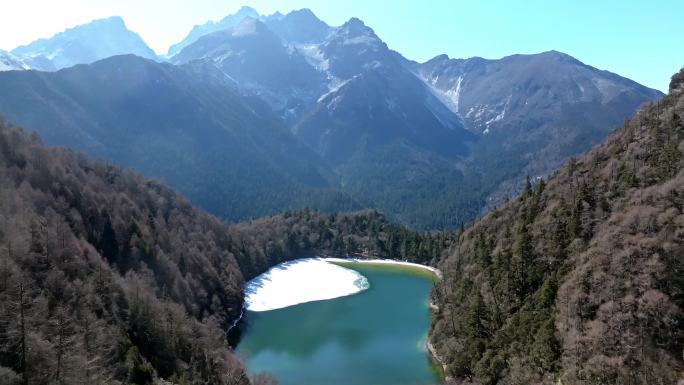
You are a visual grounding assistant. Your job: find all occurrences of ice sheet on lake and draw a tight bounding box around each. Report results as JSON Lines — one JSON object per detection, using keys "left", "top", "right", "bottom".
{"left": 244, "top": 258, "right": 370, "bottom": 312}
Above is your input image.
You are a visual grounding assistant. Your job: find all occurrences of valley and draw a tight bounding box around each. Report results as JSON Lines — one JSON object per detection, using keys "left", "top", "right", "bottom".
{"left": 0, "top": 4, "right": 681, "bottom": 385}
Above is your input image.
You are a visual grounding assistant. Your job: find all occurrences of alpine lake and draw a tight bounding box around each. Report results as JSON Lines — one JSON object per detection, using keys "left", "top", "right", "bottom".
{"left": 234, "top": 260, "right": 442, "bottom": 385}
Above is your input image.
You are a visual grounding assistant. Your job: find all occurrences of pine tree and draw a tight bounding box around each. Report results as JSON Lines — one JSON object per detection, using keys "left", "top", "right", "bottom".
{"left": 466, "top": 290, "right": 490, "bottom": 339}
{"left": 521, "top": 175, "right": 533, "bottom": 200}
{"left": 513, "top": 223, "right": 536, "bottom": 296}
{"left": 656, "top": 141, "right": 681, "bottom": 180}
{"left": 568, "top": 195, "right": 583, "bottom": 240}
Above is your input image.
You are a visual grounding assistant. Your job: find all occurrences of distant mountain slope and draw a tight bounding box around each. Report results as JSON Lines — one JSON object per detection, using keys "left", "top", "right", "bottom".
{"left": 285, "top": 18, "right": 478, "bottom": 228}
{"left": 168, "top": 6, "right": 333, "bottom": 58}
{"left": 0, "top": 55, "right": 359, "bottom": 222}
{"left": 167, "top": 6, "right": 259, "bottom": 57}
{"left": 420, "top": 51, "right": 662, "bottom": 135}
{"left": 264, "top": 8, "right": 333, "bottom": 44}
{"left": 0, "top": 50, "right": 29, "bottom": 71}
{"left": 171, "top": 18, "right": 325, "bottom": 114}
{"left": 293, "top": 18, "right": 473, "bottom": 162}
{"left": 420, "top": 51, "right": 664, "bottom": 210}
{"left": 12, "top": 16, "right": 157, "bottom": 70}
{"left": 431, "top": 67, "right": 684, "bottom": 384}
{"left": 173, "top": 15, "right": 477, "bottom": 228}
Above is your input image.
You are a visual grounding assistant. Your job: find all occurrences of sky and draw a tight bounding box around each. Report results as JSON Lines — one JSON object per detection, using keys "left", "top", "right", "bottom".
{"left": 0, "top": 0, "right": 682, "bottom": 92}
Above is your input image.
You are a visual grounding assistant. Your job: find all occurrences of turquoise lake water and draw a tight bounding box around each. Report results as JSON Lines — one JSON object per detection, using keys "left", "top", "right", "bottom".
{"left": 236, "top": 263, "right": 440, "bottom": 385}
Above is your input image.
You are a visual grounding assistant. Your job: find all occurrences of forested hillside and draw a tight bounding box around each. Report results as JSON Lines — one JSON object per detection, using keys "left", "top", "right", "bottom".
{"left": 0, "top": 119, "right": 252, "bottom": 385}
{"left": 431, "top": 68, "right": 684, "bottom": 384}
{"left": 230, "top": 208, "right": 451, "bottom": 279}
{"left": 0, "top": 119, "right": 434, "bottom": 385}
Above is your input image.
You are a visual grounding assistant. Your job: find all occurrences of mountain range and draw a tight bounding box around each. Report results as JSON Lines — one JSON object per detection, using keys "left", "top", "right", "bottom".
{"left": 0, "top": 8, "right": 663, "bottom": 229}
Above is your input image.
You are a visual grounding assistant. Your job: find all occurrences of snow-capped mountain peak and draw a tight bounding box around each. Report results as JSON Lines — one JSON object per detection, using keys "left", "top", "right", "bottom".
{"left": 0, "top": 50, "right": 30, "bottom": 71}
{"left": 12, "top": 16, "right": 156, "bottom": 70}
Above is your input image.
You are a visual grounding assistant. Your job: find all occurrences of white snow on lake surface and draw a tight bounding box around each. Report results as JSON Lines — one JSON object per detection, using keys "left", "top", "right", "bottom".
{"left": 244, "top": 258, "right": 370, "bottom": 312}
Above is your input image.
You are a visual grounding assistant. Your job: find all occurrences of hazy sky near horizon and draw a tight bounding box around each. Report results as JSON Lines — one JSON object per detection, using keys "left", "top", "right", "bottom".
{"left": 0, "top": 0, "right": 682, "bottom": 91}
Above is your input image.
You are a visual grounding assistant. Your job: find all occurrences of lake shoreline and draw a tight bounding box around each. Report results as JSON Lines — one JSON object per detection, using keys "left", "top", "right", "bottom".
{"left": 236, "top": 256, "right": 441, "bottom": 385}
{"left": 323, "top": 257, "right": 443, "bottom": 280}
{"left": 232, "top": 256, "right": 449, "bottom": 384}
{"left": 323, "top": 256, "right": 449, "bottom": 382}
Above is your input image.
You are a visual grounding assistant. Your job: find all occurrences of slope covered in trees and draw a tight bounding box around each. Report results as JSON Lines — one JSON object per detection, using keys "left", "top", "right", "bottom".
{"left": 230, "top": 208, "right": 451, "bottom": 279}
{"left": 0, "top": 119, "right": 251, "bottom": 385}
{"left": 0, "top": 119, "right": 436, "bottom": 385}
{"left": 430, "top": 69, "right": 684, "bottom": 384}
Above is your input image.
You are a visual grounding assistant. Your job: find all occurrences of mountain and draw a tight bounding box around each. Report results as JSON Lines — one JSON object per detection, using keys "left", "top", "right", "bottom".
{"left": 171, "top": 17, "right": 325, "bottom": 115}
{"left": 264, "top": 8, "right": 333, "bottom": 44}
{"left": 430, "top": 68, "right": 684, "bottom": 384}
{"left": 0, "top": 55, "right": 359, "bottom": 222}
{"left": 12, "top": 16, "right": 157, "bottom": 70}
{"left": 173, "top": 15, "right": 477, "bottom": 227}
{"left": 419, "top": 51, "right": 664, "bottom": 209}
{"left": 0, "top": 50, "right": 53, "bottom": 72}
{"left": 293, "top": 17, "right": 473, "bottom": 162}
{"left": 420, "top": 51, "right": 661, "bottom": 135}
{"left": 168, "top": 7, "right": 332, "bottom": 57}
{"left": 287, "top": 18, "right": 478, "bottom": 227}
{"left": 167, "top": 6, "right": 259, "bottom": 57}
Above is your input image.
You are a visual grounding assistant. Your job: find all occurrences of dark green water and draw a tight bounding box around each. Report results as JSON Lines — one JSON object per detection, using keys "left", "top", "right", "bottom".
{"left": 236, "top": 263, "right": 440, "bottom": 385}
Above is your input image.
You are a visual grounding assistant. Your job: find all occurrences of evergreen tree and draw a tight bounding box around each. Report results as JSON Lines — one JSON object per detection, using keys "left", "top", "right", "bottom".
{"left": 656, "top": 141, "right": 682, "bottom": 180}
{"left": 522, "top": 175, "right": 533, "bottom": 200}
{"left": 466, "top": 290, "right": 490, "bottom": 339}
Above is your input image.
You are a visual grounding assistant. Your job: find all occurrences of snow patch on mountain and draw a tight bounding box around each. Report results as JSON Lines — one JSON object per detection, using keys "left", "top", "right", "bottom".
{"left": 385, "top": 97, "right": 399, "bottom": 113}
{"left": 591, "top": 76, "right": 626, "bottom": 103}
{"left": 424, "top": 91, "right": 464, "bottom": 131}
{"left": 419, "top": 73, "right": 465, "bottom": 116}
{"left": 297, "top": 43, "right": 329, "bottom": 71}
{"left": 318, "top": 77, "right": 353, "bottom": 103}
{"left": 232, "top": 19, "right": 258, "bottom": 37}
{"left": 447, "top": 76, "right": 464, "bottom": 111}
{"left": 343, "top": 35, "right": 379, "bottom": 46}
{"left": 0, "top": 51, "right": 30, "bottom": 71}
{"left": 485, "top": 95, "right": 511, "bottom": 127}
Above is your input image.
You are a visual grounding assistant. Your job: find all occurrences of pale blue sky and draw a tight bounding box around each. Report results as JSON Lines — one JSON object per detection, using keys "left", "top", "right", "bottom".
{"left": 1, "top": 0, "right": 681, "bottom": 91}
